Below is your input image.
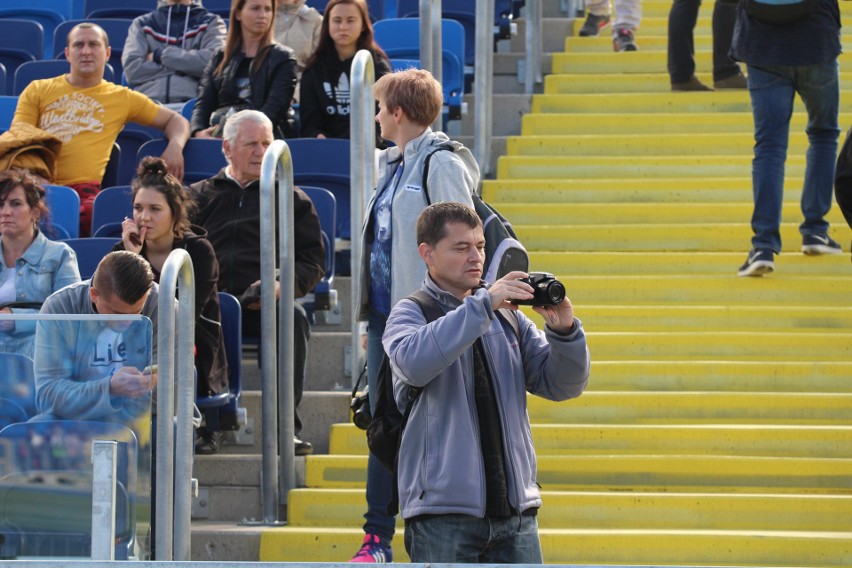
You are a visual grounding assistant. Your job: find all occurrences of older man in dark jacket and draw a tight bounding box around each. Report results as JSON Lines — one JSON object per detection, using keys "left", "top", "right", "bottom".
{"left": 189, "top": 110, "right": 325, "bottom": 455}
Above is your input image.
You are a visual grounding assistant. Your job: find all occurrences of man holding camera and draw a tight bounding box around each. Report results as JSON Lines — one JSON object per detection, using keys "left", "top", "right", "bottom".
{"left": 383, "top": 202, "right": 590, "bottom": 563}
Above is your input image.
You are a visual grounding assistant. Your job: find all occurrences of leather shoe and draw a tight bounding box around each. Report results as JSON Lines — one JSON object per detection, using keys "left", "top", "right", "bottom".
{"left": 671, "top": 75, "right": 713, "bottom": 91}
{"left": 714, "top": 72, "right": 747, "bottom": 89}
{"left": 294, "top": 437, "right": 313, "bottom": 456}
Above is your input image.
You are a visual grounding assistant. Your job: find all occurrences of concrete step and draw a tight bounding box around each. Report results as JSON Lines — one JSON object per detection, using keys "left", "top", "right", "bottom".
{"left": 327, "top": 422, "right": 852, "bottom": 458}
{"left": 481, "top": 177, "right": 797, "bottom": 202}
{"left": 531, "top": 91, "right": 762, "bottom": 114}
{"left": 287, "top": 489, "right": 852, "bottom": 531}
{"left": 556, "top": 273, "right": 851, "bottom": 304}
{"left": 258, "top": 526, "right": 852, "bottom": 565}
{"left": 304, "top": 452, "right": 852, "bottom": 491}
{"left": 505, "top": 132, "right": 812, "bottom": 156}
{"left": 528, "top": 251, "right": 850, "bottom": 276}
{"left": 498, "top": 202, "right": 847, "bottom": 224}
{"left": 514, "top": 222, "right": 851, "bottom": 252}
{"left": 497, "top": 154, "right": 791, "bottom": 179}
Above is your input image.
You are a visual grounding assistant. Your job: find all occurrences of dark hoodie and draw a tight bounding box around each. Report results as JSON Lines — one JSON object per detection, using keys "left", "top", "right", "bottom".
{"left": 114, "top": 225, "right": 228, "bottom": 397}
{"left": 123, "top": 0, "right": 227, "bottom": 105}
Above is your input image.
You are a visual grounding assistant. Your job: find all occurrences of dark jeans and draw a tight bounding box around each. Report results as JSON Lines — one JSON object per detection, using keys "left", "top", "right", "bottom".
{"left": 242, "top": 302, "right": 310, "bottom": 435}
{"left": 668, "top": 0, "right": 741, "bottom": 83}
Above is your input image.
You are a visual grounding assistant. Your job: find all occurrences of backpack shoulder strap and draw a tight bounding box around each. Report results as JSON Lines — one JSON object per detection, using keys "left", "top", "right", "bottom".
{"left": 420, "top": 142, "right": 458, "bottom": 206}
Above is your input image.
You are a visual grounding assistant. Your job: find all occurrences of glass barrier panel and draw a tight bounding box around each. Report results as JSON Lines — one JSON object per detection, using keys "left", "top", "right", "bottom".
{"left": 0, "top": 313, "right": 153, "bottom": 560}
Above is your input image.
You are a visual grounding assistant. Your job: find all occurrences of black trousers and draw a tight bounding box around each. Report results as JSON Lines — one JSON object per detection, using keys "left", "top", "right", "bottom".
{"left": 667, "top": 0, "right": 741, "bottom": 83}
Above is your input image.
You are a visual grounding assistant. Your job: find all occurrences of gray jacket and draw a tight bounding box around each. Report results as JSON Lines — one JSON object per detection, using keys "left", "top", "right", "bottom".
{"left": 123, "top": 0, "right": 227, "bottom": 105}
{"left": 384, "top": 276, "right": 590, "bottom": 519}
{"left": 33, "top": 280, "right": 159, "bottom": 423}
{"left": 358, "top": 129, "right": 478, "bottom": 320}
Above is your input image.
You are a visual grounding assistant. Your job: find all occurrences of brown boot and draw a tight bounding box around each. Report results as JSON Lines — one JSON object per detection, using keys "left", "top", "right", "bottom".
{"left": 671, "top": 75, "right": 714, "bottom": 91}
{"left": 714, "top": 72, "right": 748, "bottom": 89}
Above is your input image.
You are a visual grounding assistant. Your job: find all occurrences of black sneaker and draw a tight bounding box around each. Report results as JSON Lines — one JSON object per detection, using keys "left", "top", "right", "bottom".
{"left": 613, "top": 27, "right": 638, "bottom": 52}
{"left": 294, "top": 436, "right": 313, "bottom": 456}
{"left": 738, "top": 248, "right": 775, "bottom": 277}
{"left": 579, "top": 13, "right": 610, "bottom": 37}
{"left": 195, "top": 431, "right": 222, "bottom": 455}
{"left": 801, "top": 234, "right": 842, "bottom": 255}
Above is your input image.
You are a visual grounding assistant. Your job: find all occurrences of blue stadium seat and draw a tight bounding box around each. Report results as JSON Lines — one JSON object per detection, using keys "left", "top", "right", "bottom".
{"left": 0, "top": 63, "right": 6, "bottom": 98}
{"left": 299, "top": 186, "right": 337, "bottom": 317}
{"left": 0, "top": 1, "right": 69, "bottom": 59}
{"left": 373, "top": 18, "right": 465, "bottom": 116}
{"left": 180, "top": 97, "right": 196, "bottom": 123}
{"left": 13, "top": 60, "right": 115, "bottom": 96}
{"left": 115, "top": 123, "right": 160, "bottom": 187}
{"left": 102, "top": 142, "right": 122, "bottom": 189}
{"left": 0, "top": 353, "right": 37, "bottom": 418}
{"left": 0, "top": 95, "right": 17, "bottom": 131}
{"left": 136, "top": 138, "right": 226, "bottom": 185}
{"left": 44, "top": 184, "right": 81, "bottom": 240}
{"left": 306, "top": 0, "right": 385, "bottom": 20}
{"left": 0, "top": 20, "right": 44, "bottom": 95}
{"left": 53, "top": 18, "right": 131, "bottom": 81}
{"left": 83, "top": 0, "right": 147, "bottom": 19}
{"left": 90, "top": 185, "right": 132, "bottom": 239}
{"left": 198, "top": 0, "right": 233, "bottom": 18}
{"left": 197, "top": 292, "right": 245, "bottom": 432}
{"left": 60, "top": 237, "right": 119, "bottom": 279}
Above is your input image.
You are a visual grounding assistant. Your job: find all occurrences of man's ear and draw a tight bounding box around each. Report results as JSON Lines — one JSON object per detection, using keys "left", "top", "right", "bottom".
{"left": 418, "top": 242, "right": 432, "bottom": 267}
{"left": 89, "top": 286, "right": 98, "bottom": 304}
{"left": 222, "top": 139, "right": 231, "bottom": 160}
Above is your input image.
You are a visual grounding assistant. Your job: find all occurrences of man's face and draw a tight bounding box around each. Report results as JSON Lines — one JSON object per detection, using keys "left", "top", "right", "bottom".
{"left": 90, "top": 287, "right": 148, "bottom": 331}
{"left": 223, "top": 120, "right": 274, "bottom": 184}
{"left": 65, "top": 27, "right": 110, "bottom": 80}
{"left": 420, "top": 222, "right": 485, "bottom": 299}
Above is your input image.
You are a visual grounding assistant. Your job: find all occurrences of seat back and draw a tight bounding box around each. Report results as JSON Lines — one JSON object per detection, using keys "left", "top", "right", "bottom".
{"left": 115, "top": 123, "right": 160, "bottom": 186}
{"left": 0, "top": 8, "right": 60, "bottom": 60}
{"left": 285, "top": 138, "right": 352, "bottom": 240}
{"left": 0, "top": 19, "right": 44, "bottom": 95}
{"left": 217, "top": 292, "right": 243, "bottom": 415}
{"left": 60, "top": 237, "right": 119, "bottom": 279}
{"left": 44, "top": 184, "right": 81, "bottom": 239}
{"left": 136, "top": 138, "right": 226, "bottom": 185}
{"left": 90, "top": 185, "right": 132, "bottom": 238}
{"left": 14, "top": 60, "right": 114, "bottom": 95}
{"left": 397, "top": 0, "right": 475, "bottom": 66}
{"left": 180, "top": 97, "right": 196, "bottom": 122}
{"left": 299, "top": 185, "right": 336, "bottom": 279}
{"left": 0, "top": 95, "right": 18, "bottom": 132}
{"left": 0, "top": 62, "right": 6, "bottom": 98}
{"left": 53, "top": 18, "right": 131, "bottom": 81}
{"left": 373, "top": 18, "right": 465, "bottom": 104}
{"left": 0, "top": 353, "right": 36, "bottom": 418}
{"left": 198, "top": 0, "right": 233, "bottom": 18}
{"left": 83, "top": 0, "right": 147, "bottom": 19}
{"left": 102, "top": 141, "right": 121, "bottom": 189}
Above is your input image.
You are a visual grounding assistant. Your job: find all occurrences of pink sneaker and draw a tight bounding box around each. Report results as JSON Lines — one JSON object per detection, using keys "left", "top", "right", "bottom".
{"left": 349, "top": 533, "right": 392, "bottom": 563}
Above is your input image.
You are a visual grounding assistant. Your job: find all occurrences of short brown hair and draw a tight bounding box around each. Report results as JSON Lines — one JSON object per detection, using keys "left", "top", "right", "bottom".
{"left": 92, "top": 251, "right": 154, "bottom": 305}
{"left": 373, "top": 69, "right": 444, "bottom": 127}
{"left": 131, "top": 157, "right": 194, "bottom": 238}
{"left": 67, "top": 22, "right": 110, "bottom": 48}
{"left": 416, "top": 202, "right": 481, "bottom": 247}
{"left": 0, "top": 168, "right": 50, "bottom": 227}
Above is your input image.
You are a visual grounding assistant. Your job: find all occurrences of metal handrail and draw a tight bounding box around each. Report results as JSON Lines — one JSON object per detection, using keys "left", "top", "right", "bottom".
{"left": 420, "top": 0, "right": 442, "bottom": 131}
{"left": 155, "top": 248, "right": 196, "bottom": 561}
{"left": 258, "top": 139, "right": 296, "bottom": 519}
{"left": 525, "top": 0, "right": 543, "bottom": 94}
{"left": 473, "top": 0, "right": 495, "bottom": 177}
{"left": 350, "top": 49, "right": 376, "bottom": 386}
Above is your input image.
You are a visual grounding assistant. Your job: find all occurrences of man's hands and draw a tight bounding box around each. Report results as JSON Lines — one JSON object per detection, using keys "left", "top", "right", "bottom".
{"left": 109, "top": 366, "right": 155, "bottom": 399}
{"left": 244, "top": 279, "right": 281, "bottom": 310}
{"left": 489, "top": 271, "right": 576, "bottom": 334}
{"left": 160, "top": 141, "right": 185, "bottom": 181}
{"left": 193, "top": 127, "right": 217, "bottom": 139}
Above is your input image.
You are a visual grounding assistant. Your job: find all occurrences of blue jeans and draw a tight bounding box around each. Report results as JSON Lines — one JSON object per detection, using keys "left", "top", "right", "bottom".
{"left": 747, "top": 61, "right": 840, "bottom": 252}
{"left": 404, "top": 513, "right": 543, "bottom": 563}
{"left": 362, "top": 312, "right": 396, "bottom": 544}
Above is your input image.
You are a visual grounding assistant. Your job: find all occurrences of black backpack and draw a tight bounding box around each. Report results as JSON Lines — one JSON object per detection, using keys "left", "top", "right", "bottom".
{"left": 422, "top": 141, "right": 530, "bottom": 283}
{"left": 365, "top": 289, "right": 520, "bottom": 514}
{"left": 744, "top": 0, "right": 818, "bottom": 24}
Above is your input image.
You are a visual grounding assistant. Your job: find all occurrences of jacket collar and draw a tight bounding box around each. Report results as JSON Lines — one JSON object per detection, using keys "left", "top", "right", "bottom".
{"left": 16, "top": 230, "right": 48, "bottom": 266}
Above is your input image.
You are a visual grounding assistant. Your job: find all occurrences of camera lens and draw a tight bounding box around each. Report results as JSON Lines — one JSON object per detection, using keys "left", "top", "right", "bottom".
{"left": 545, "top": 281, "right": 566, "bottom": 305}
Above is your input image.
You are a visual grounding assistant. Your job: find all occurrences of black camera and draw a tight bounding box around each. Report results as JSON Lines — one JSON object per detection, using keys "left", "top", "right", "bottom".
{"left": 514, "top": 272, "right": 566, "bottom": 306}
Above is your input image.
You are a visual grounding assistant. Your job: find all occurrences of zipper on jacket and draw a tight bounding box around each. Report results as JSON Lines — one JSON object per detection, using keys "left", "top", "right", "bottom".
{"left": 224, "top": 186, "right": 247, "bottom": 293}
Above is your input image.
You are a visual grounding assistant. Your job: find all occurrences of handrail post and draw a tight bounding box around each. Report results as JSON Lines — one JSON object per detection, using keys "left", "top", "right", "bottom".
{"left": 156, "top": 248, "right": 196, "bottom": 560}
{"left": 350, "top": 50, "right": 376, "bottom": 387}
{"left": 474, "top": 0, "right": 495, "bottom": 178}
{"left": 419, "top": 0, "right": 433, "bottom": 73}
{"left": 524, "top": 0, "right": 543, "bottom": 94}
{"left": 420, "top": 0, "right": 442, "bottom": 131}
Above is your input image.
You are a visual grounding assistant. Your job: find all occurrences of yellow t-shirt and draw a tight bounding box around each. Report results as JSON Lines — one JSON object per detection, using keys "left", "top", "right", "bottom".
{"left": 13, "top": 76, "right": 161, "bottom": 185}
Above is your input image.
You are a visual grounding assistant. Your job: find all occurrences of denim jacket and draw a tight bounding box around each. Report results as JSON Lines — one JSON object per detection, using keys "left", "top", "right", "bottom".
{"left": 0, "top": 231, "right": 80, "bottom": 358}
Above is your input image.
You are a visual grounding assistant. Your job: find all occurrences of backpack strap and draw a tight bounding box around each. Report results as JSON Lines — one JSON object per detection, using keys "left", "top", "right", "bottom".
{"left": 420, "top": 142, "right": 458, "bottom": 206}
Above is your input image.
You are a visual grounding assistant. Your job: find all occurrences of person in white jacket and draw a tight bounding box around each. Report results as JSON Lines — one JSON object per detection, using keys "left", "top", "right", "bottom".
{"left": 123, "top": 0, "right": 227, "bottom": 108}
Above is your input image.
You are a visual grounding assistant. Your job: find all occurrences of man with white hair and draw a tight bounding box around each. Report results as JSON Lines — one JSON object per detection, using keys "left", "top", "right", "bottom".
{"left": 189, "top": 109, "right": 325, "bottom": 455}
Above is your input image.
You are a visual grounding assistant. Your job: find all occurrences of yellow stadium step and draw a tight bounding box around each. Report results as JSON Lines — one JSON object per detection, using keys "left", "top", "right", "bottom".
{"left": 526, "top": 110, "right": 754, "bottom": 132}
{"left": 303, "top": 452, "right": 852, "bottom": 490}
{"left": 260, "top": 526, "right": 852, "bottom": 565}
{"left": 481, "top": 177, "right": 802, "bottom": 202}
{"left": 327, "top": 422, "right": 852, "bottom": 458}
{"left": 527, "top": 251, "right": 850, "bottom": 276}
{"left": 585, "top": 361, "right": 852, "bottom": 392}
{"left": 514, "top": 223, "right": 851, "bottom": 252}
{"left": 497, "top": 155, "right": 792, "bottom": 179}
{"left": 570, "top": 16, "right": 714, "bottom": 37}
{"left": 544, "top": 73, "right": 852, "bottom": 94}
{"left": 557, "top": 274, "right": 851, "bottom": 305}
{"left": 497, "top": 202, "right": 847, "bottom": 225}
{"left": 286, "top": 489, "right": 852, "bottom": 531}
{"left": 533, "top": 90, "right": 751, "bottom": 113}
{"left": 505, "top": 132, "right": 810, "bottom": 156}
